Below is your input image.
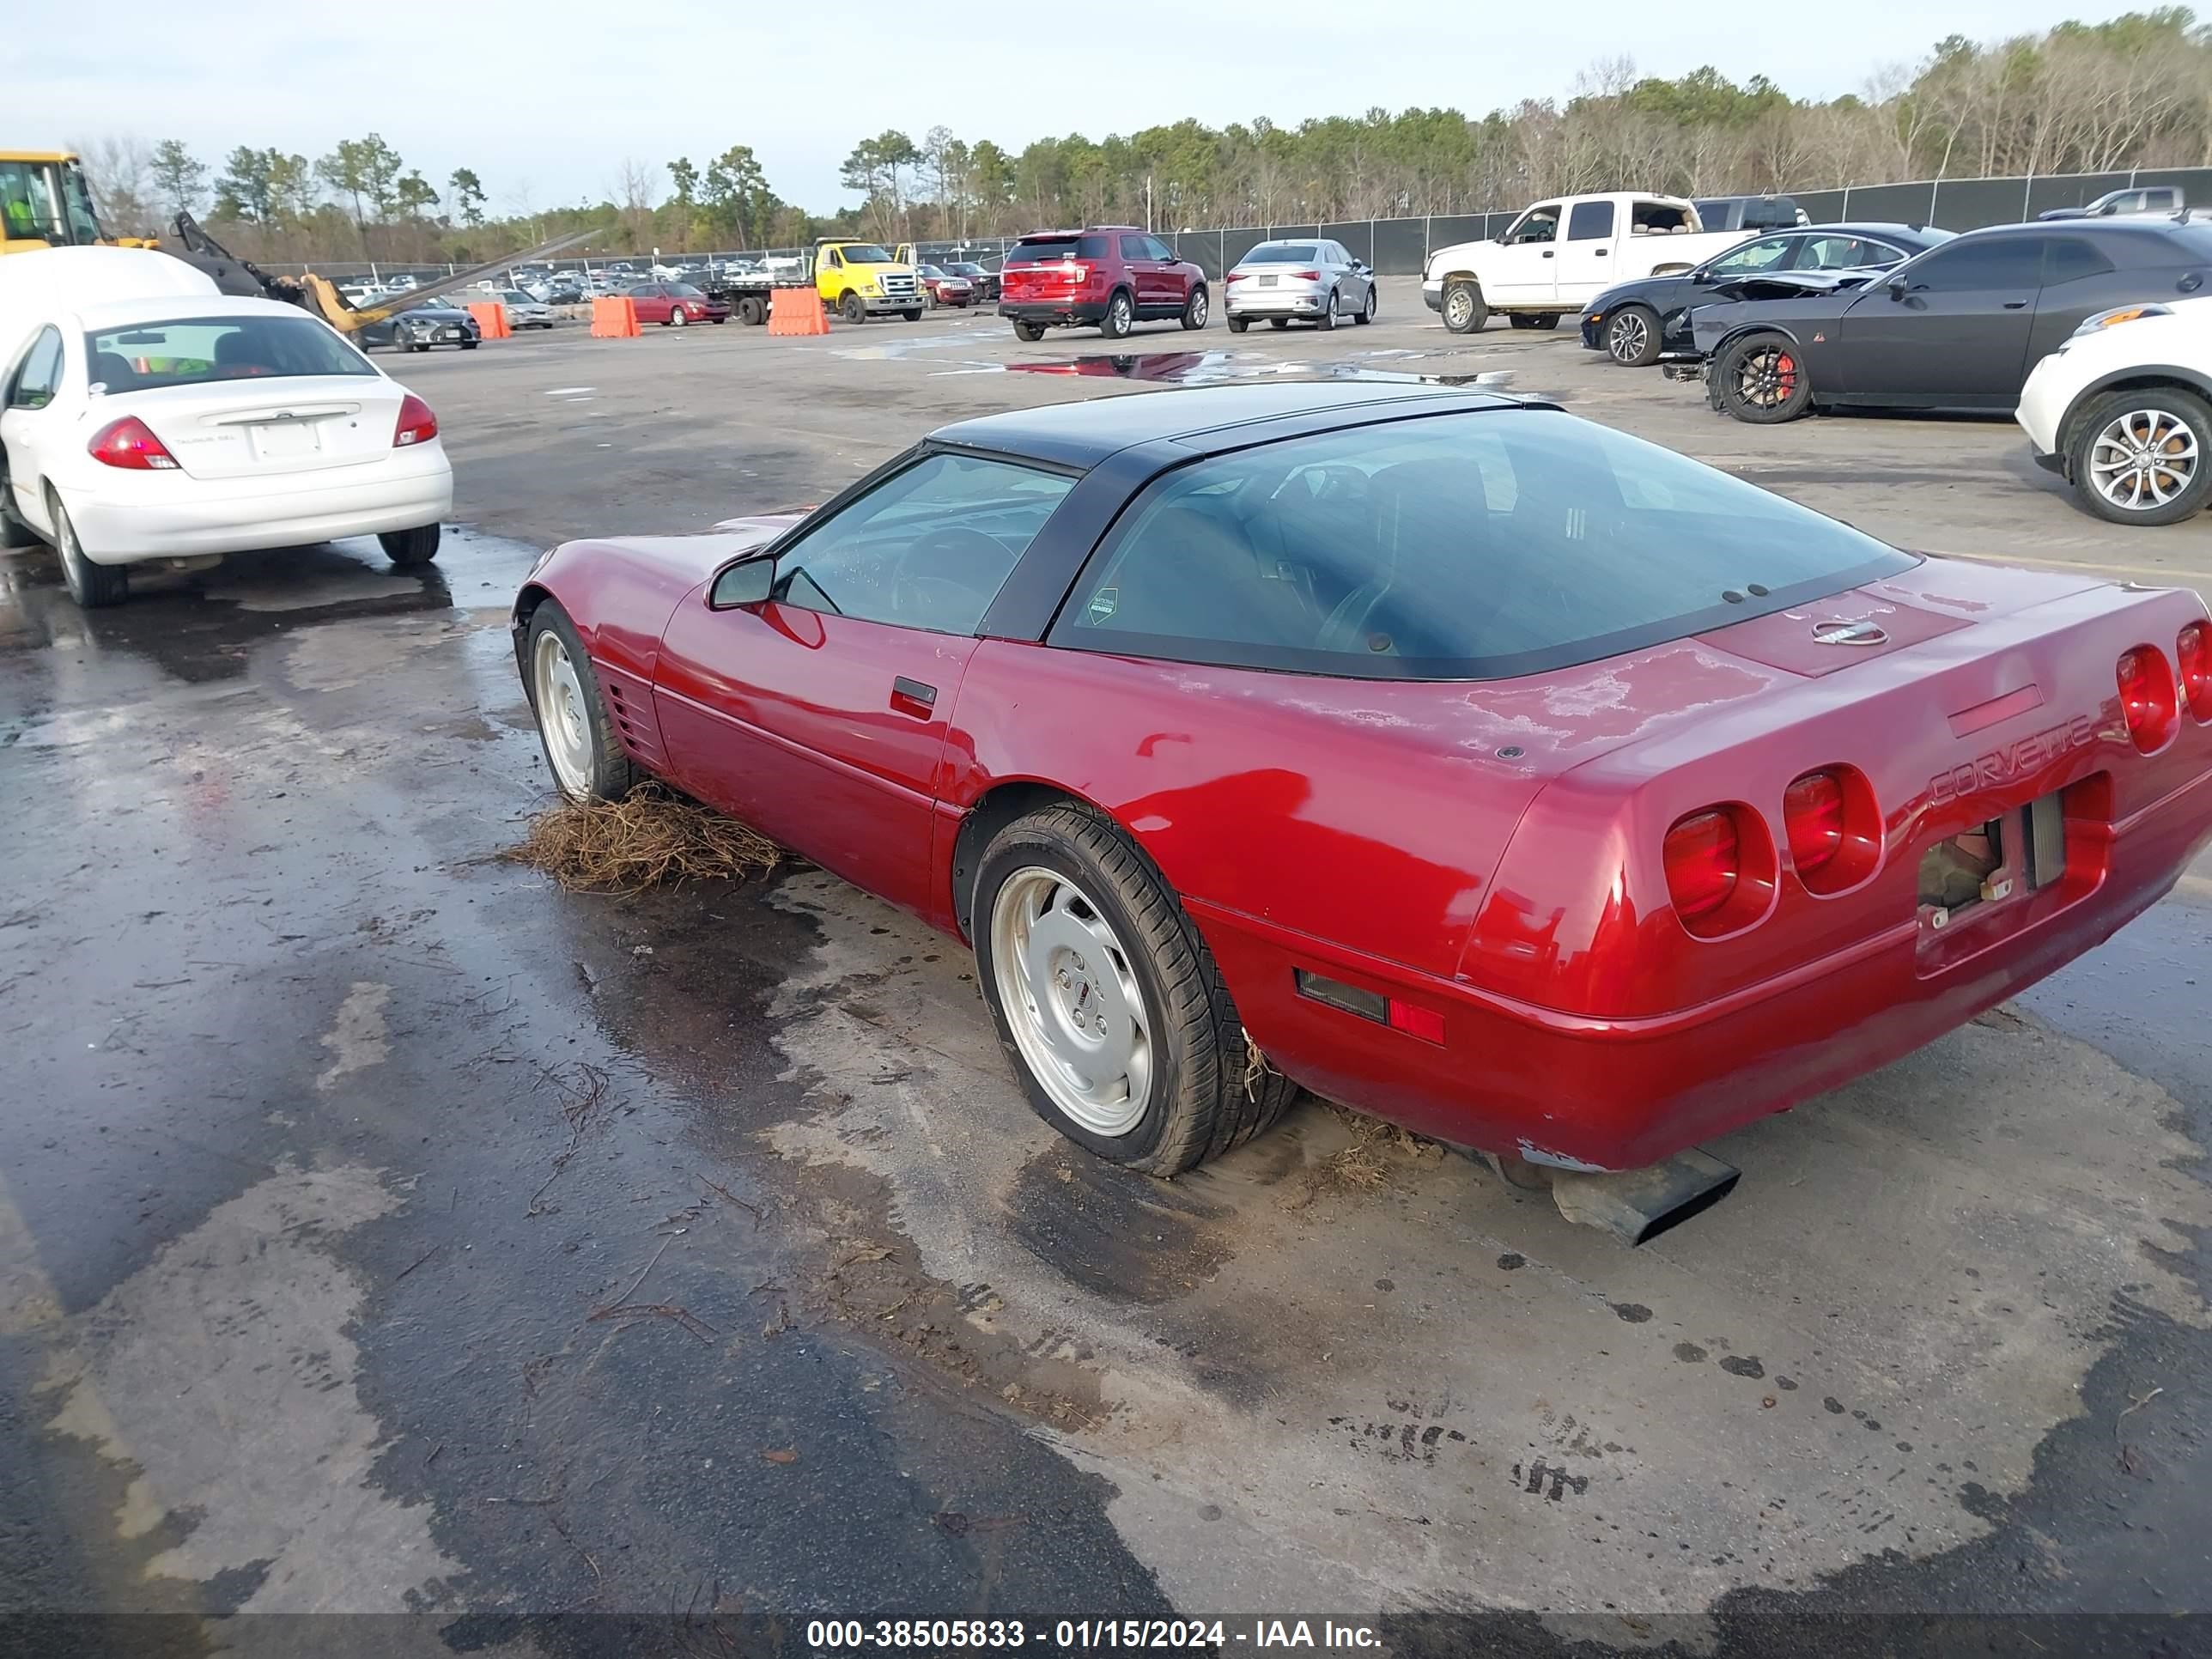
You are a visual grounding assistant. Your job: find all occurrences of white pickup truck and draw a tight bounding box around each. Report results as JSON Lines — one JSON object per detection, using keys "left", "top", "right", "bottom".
{"left": 1422, "top": 193, "right": 1748, "bottom": 332}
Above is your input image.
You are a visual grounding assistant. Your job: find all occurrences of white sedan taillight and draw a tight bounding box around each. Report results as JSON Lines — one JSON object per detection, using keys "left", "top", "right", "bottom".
{"left": 394, "top": 393, "right": 439, "bottom": 447}
{"left": 88, "top": 416, "right": 180, "bottom": 471}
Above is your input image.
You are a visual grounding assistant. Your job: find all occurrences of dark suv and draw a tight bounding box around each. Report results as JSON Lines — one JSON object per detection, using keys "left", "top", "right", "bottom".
{"left": 999, "top": 227, "right": 1209, "bottom": 341}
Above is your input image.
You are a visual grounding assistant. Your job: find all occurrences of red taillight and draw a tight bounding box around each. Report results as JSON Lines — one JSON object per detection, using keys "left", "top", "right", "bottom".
{"left": 1224, "top": 271, "right": 1245, "bottom": 283}
{"left": 88, "top": 416, "right": 179, "bottom": 471}
{"left": 1663, "top": 807, "right": 1741, "bottom": 921}
{"left": 1064, "top": 262, "right": 1091, "bottom": 284}
{"left": 1783, "top": 769, "right": 1846, "bottom": 876}
{"left": 2179, "top": 621, "right": 2212, "bottom": 722}
{"left": 394, "top": 393, "right": 438, "bottom": 447}
{"left": 1291, "top": 269, "right": 1320, "bottom": 281}
{"left": 2116, "top": 645, "right": 2179, "bottom": 753}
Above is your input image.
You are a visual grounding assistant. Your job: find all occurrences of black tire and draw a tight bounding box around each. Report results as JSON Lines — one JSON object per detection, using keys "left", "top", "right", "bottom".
{"left": 1508, "top": 313, "right": 1542, "bottom": 330}
{"left": 736, "top": 296, "right": 767, "bottom": 326}
{"left": 48, "top": 490, "right": 127, "bottom": 608}
{"left": 1098, "top": 289, "right": 1134, "bottom": 340}
{"left": 460, "top": 339, "right": 479, "bottom": 349}
{"left": 2066, "top": 386, "right": 2212, "bottom": 526}
{"left": 1012, "top": 320, "right": 1045, "bottom": 343}
{"left": 972, "top": 804, "right": 1297, "bottom": 1176}
{"left": 1354, "top": 286, "right": 1376, "bottom": 325}
{"left": 1442, "top": 280, "right": 1486, "bottom": 334}
{"left": 1316, "top": 289, "right": 1339, "bottom": 331}
{"left": 379, "top": 524, "right": 441, "bottom": 566}
{"left": 1606, "top": 304, "right": 1662, "bottom": 368}
{"left": 1180, "top": 286, "right": 1208, "bottom": 330}
{"left": 902, "top": 308, "right": 922, "bottom": 321}
{"left": 1226, "top": 314, "right": 1249, "bottom": 333}
{"left": 1712, "top": 331, "right": 1815, "bottom": 425}
{"left": 1532, "top": 313, "right": 1559, "bottom": 330}
{"left": 1268, "top": 317, "right": 1289, "bottom": 330}
{"left": 842, "top": 291, "right": 867, "bottom": 325}
{"left": 524, "top": 599, "right": 639, "bottom": 804}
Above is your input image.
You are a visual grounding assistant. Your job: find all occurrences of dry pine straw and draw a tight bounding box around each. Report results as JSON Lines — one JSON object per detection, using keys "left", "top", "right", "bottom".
{"left": 505, "top": 785, "right": 780, "bottom": 893}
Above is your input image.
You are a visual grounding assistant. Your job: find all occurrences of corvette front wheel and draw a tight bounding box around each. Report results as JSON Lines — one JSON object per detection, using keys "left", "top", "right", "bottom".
{"left": 526, "top": 599, "right": 638, "bottom": 803}
{"left": 975, "top": 804, "right": 1296, "bottom": 1176}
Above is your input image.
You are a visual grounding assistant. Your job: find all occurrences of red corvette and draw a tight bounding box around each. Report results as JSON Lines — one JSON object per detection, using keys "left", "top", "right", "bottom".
{"left": 514, "top": 383, "right": 2212, "bottom": 1185}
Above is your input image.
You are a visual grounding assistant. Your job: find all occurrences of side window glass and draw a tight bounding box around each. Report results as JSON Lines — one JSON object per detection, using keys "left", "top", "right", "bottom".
{"left": 1508, "top": 206, "right": 1561, "bottom": 245}
{"left": 1119, "top": 235, "right": 1147, "bottom": 260}
{"left": 1566, "top": 201, "right": 1615, "bottom": 241}
{"left": 7, "top": 327, "right": 63, "bottom": 409}
{"left": 826, "top": 250, "right": 842, "bottom": 268}
{"left": 1144, "top": 236, "right": 1176, "bottom": 263}
{"left": 2044, "top": 237, "right": 2114, "bottom": 284}
{"left": 1710, "top": 236, "right": 1795, "bottom": 276}
{"left": 731, "top": 453, "right": 1074, "bottom": 635}
{"left": 1909, "top": 238, "right": 2045, "bottom": 292}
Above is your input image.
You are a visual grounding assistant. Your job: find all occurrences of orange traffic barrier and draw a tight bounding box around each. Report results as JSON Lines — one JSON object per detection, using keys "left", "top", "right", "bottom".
{"left": 766, "top": 284, "right": 830, "bottom": 337}
{"left": 466, "top": 301, "right": 511, "bottom": 340}
{"left": 589, "top": 296, "right": 641, "bottom": 338}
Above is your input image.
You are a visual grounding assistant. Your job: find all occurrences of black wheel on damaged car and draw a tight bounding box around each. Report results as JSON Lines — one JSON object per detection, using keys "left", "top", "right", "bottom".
{"left": 973, "top": 803, "right": 1297, "bottom": 1176}
{"left": 379, "top": 525, "right": 441, "bottom": 566}
{"left": 1099, "top": 289, "right": 1135, "bottom": 340}
{"left": 1712, "top": 331, "right": 1815, "bottom": 424}
{"left": 1012, "top": 319, "right": 1045, "bottom": 343}
{"left": 1606, "top": 305, "right": 1661, "bottom": 367}
{"left": 1180, "top": 286, "right": 1208, "bottom": 330}
{"left": 1442, "top": 280, "right": 1486, "bottom": 334}
{"left": 2067, "top": 385, "right": 2212, "bottom": 526}
{"left": 525, "top": 598, "right": 638, "bottom": 804}
{"left": 47, "top": 489, "right": 126, "bottom": 608}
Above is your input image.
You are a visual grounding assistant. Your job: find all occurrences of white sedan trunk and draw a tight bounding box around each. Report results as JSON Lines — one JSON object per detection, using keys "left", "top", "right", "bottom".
{"left": 122, "top": 378, "right": 410, "bottom": 482}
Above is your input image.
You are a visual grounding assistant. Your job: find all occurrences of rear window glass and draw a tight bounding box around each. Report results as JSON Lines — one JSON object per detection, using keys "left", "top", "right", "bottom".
{"left": 85, "top": 314, "right": 374, "bottom": 392}
{"left": 1245, "top": 244, "right": 1320, "bottom": 263}
{"left": 1007, "top": 236, "right": 1108, "bottom": 264}
{"left": 1052, "top": 410, "right": 1914, "bottom": 681}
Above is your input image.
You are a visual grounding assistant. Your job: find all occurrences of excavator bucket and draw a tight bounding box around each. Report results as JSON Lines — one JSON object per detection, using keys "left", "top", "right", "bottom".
{"left": 163, "top": 216, "right": 604, "bottom": 334}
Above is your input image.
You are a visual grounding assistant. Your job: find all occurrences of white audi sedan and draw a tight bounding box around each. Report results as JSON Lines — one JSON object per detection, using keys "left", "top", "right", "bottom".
{"left": 0, "top": 295, "right": 453, "bottom": 607}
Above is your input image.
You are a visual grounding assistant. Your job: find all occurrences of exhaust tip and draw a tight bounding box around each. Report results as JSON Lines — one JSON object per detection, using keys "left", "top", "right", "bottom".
{"left": 1547, "top": 1149, "right": 1741, "bottom": 1246}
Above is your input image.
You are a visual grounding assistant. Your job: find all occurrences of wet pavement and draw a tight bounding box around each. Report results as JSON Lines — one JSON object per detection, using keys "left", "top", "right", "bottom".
{"left": 3, "top": 295, "right": 2211, "bottom": 1655}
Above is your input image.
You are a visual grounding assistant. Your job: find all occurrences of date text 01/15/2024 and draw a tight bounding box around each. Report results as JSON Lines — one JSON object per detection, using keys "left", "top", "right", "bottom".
{"left": 804, "top": 1619, "right": 1382, "bottom": 1649}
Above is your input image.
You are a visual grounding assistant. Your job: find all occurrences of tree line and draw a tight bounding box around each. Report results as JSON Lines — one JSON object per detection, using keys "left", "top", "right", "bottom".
{"left": 75, "top": 10, "right": 2212, "bottom": 265}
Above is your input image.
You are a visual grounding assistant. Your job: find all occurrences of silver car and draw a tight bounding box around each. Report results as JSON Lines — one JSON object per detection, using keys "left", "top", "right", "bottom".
{"left": 498, "top": 289, "right": 557, "bottom": 330}
{"left": 1224, "top": 240, "right": 1376, "bottom": 331}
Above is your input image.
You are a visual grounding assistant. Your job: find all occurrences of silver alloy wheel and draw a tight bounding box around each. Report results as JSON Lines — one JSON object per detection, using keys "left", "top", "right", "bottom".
{"left": 532, "top": 630, "right": 596, "bottom": 799}
{"left": 1608, "top": 311, "right": 1649, "bottom": 362}
{"left": 990, "top": 866, "right": 1153, "bottom": 1137}
{"left": 1443, "top": 286, "right": 1474, "bottom": 330}
{"left": 670, "top": 307, "right": 688, "bottom": 326}
{"left": 2089, "top": 407, "right": 2200, "bottom": 512}
{"left": 56, "top": 500, "right": 87, "bottom": 586}
{"left": 1109, "top": 294, "right": 1132, "bottom": 333}
{"left": 1189, "top": 289, "right": 1207, "bottom": 326}
{"left": 1363, "top": 285, "right": 1377, "bottom": 321}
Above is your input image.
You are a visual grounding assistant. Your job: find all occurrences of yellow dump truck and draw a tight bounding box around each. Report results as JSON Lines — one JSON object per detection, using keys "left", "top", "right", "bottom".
{"left": 814, "top": 239, "right": 922, "bottom": 324}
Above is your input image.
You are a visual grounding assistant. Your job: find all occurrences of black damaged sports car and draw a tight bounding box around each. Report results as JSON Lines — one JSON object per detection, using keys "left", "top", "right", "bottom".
{"left": 1579, "top": 223, "right": 1951, "bottom": 367}
{"left": 1693, "top": 218, "right": 2212, "bottom": 423}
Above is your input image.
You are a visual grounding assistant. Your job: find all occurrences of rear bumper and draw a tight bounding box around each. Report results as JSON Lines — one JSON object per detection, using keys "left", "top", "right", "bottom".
{"left": 1225, "top": 287, "right": 1328, "bottom": 317}
{"left": 66, "top": 452, "right": 455, "bottom": 562}
{"left": 1000, "top": 301, "right": 1107, "bottom": 326}
{"left": 1200, "top": 762, "right": 2212, "bottom": 1171}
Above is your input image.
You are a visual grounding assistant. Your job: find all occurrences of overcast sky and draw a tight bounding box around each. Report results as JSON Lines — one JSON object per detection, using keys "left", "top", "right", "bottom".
{"left": 12, "top": 2, "right": 2141, "bottom": 214}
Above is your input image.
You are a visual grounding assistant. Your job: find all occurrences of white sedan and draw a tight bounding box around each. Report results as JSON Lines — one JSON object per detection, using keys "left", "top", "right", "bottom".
{"left": 0, "top": 295, "right": 453, "bottom": 607}
{"left": 2018, "top": 295, "right": 2211, "bottom": 526}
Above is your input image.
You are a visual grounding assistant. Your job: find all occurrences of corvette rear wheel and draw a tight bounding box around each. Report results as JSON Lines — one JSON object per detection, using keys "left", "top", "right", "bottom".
{"left": 1713, "top": 331, "right": 1814, "bottom": 424}
{"left": 526, "top": 599, "right": 638, "bottom": 803}
{"left": 975, "top": 804, "right": 1296, "bottom": 1176}
{"left": 2069, "top": 387, "right": 2210, "bottom": 526}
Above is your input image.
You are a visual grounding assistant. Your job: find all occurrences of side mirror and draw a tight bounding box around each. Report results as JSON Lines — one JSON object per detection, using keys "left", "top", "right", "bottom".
{"left": 711, "top": 556, "right": 776, "bottom": 608}
{"left": 1886, "top": 276, "right": 1909, "bottom": 301}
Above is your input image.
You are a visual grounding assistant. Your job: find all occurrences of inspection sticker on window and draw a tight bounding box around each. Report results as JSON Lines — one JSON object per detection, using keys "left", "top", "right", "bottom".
{"left": 1087, "top": 586, "right": 1118, "bottom": 623}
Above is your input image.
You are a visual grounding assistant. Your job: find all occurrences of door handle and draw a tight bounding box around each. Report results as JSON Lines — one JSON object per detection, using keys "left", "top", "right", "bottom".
{"left": 1541, "top": 250, "right": 1554, "bottom": 258}
{"left": 2002, "top": 300, "right": 2028, "bottom": 309}
{"left": 890, "top": 677, "right": 938, "bottom": 718}
{"left": 1593, "top": 247, "right": 1607, "bottom": 256}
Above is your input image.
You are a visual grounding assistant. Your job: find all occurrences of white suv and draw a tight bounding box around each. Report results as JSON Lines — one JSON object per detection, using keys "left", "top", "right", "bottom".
{"left": 2017, "top": 296, "right": 2212, "bottom": 526}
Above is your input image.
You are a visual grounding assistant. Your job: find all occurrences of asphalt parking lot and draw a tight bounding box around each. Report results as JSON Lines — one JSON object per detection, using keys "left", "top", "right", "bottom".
{"left": 3, "top": 276, "right": 2209, "bottom": 1655}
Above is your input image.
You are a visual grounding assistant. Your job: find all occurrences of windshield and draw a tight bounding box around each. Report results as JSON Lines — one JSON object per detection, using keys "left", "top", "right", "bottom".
{"left": 667, "top": 283, "right": 702, "bottom": 296}
{"left": 833, "top": 244, "right": 894, "bottom": 264}
{"left": 86, "top": 314, "right": 376, "bottom": 391}
{"left": 1054, "top": 409, "right": 1916, "bottom": 680}
{"left": 1243, "top": 244, "right": 1320, "bottom": 264}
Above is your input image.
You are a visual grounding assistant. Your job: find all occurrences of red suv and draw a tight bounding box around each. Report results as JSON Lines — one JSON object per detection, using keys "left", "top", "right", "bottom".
{"left": 999, "top": 227, "right": 1209, "bottom": 342}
